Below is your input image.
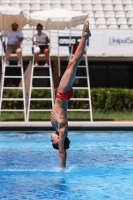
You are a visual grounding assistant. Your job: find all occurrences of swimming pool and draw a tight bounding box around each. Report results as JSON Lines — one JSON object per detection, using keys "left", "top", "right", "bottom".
{"left": 0, "top": 131, "right": 133, "bottom": 200}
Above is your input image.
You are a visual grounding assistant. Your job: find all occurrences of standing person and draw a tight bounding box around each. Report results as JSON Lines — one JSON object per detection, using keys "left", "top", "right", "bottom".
{"left": 2, "top": 22, "right": 23, "bottom": 66}
{"left": 33, "top": 23, "right": 50, "bottom": 67}
{"left": 50, "top": 20, "right": 91, "bottom": 169}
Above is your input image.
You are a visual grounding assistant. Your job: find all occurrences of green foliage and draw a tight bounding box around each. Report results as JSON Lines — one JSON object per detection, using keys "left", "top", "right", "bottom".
{"left": 2, "top": 89, "right": 23, "bottom": 109}
{"left": 91, "top": 88, "right": 133, "bottom": 112}
{"left": 3, "top": 89, "right": 23, "bottom": 98}
{"left": 31, "top": 89, "right": 51, "bottom": 98}
{"left": 1, "top": 88, "right": 133, "bottom": 112}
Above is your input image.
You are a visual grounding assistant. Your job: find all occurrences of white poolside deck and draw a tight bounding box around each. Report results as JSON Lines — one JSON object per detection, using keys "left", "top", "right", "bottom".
{"left": 0, "top": 121, "right": 132, "bottom": 131}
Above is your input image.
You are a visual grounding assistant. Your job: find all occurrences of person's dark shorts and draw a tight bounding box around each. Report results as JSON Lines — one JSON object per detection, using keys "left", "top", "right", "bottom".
{"left": 38, "top": 45, "right": 49, "bottom": 51}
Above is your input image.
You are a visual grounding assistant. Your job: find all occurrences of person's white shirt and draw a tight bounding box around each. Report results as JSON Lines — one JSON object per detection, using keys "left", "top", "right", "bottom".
{"left": 33, "top": 32, "right": 48, "bottom": 45}
{"left": 3, "top": 30, "right": 23, "bottom": 45}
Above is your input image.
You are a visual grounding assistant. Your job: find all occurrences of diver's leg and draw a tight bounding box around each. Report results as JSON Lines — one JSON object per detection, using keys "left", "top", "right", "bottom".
{"left": 58, "top": 20, "right": 91, "bottom": 93}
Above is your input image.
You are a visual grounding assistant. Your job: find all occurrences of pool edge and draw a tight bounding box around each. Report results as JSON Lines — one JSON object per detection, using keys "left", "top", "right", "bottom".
{"left": 0, "top": 121, "right": 132, "bottom": 131}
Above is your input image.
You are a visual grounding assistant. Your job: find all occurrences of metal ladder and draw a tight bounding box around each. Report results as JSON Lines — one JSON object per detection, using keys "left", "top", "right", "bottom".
{"left": 68, "top": 42, "right": 93, "bottom": 121}
{"left": 26, "top": 54, "right": 54, "bottom": 121}
{"left": 0, "top": 56, "right": 26, "bottom": 121}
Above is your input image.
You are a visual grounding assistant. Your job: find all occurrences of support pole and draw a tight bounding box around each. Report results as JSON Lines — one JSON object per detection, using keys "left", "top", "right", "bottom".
{"left": 57, "top": 22, "right": 60, "bottom": 77}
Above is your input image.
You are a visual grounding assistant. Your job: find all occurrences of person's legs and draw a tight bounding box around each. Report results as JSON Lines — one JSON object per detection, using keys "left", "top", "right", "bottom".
{"left": 44, "top": 48, "right": 49, "bottom": 66}
{"left": 34, "top": 46, "right": 41, "bottom": 66}
{"left": 58, "top": 20, "right": 91, "bottom": 93}
{"left": 5, "top": 45, "right": 12, "bottom": 62}
{"left": 34, "top": 54, "right": 39, "bottom": 66}
{"left": 16, "top": 46, "right": 22, "bottom": 62}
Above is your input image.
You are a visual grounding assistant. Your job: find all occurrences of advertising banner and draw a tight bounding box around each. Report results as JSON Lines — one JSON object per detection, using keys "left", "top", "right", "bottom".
{"left": 0, "top": 29, "right": 133, "bottom": 56}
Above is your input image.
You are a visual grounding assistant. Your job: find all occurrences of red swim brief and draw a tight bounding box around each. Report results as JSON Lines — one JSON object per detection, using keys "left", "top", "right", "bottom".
{"left": 56, "top": 87, "right": 73, "bottom": 100}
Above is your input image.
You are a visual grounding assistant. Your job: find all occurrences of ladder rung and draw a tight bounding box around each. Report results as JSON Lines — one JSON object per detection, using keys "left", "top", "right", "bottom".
{"left": 29, "top": 98, "right": 52, "bottom": 100}
{"left": 33, "top": 76, "right": 50, "bottom": 78}
{"left": 2, "top": 98, "right": 24, "bottom": 101}
{"left": 67, "top": 109, "right": 90, "bottom": 111}
{"left": 4, "top": 76, "right": 22, "bottom": 78}
{"left": 1, "top": 109, "right": 24, "bottom": 111}
{"left": 33, "top": 66, "right": 50, "bottom": 68}
{"left": 5, "top": 65, "right": 22, "bottom": 67}
{"left": 3, "top": 87, "right": 23, "bottom": 89}
{"left": 29, "top": 109, "right": 51, "bottom": 111}
{"left": 70, "top": 98, "right": 90, "bottom": 101}
{"left": 73, "top": 87, "right": 89, "bottom": 89}
{"left": 75, "top": 76, "right": 87, "bottom": 79}
{"left": 78, "top": 66, "right": 86, "bottom": 68}
{"left": 31, "top": 87, "right": 52, "bottom": 89}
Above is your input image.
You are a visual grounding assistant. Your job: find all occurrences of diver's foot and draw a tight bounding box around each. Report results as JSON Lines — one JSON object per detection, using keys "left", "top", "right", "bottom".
{"left": 82, "top": 20, "right": 91, "bottom": 39}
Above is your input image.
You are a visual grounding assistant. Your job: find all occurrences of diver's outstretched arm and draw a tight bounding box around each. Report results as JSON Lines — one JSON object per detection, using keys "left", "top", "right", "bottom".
{"left": 58, "top": 20, "right": 91, "bottom": 93}
{"left": 59, "top": 127, "right": 67, "bottom": 169}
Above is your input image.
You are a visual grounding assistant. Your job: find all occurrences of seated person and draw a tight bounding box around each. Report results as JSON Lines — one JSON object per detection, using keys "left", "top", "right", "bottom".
{"left": 33, "top": 23, "right": 50, "bottom": 67}
{"left": 2, "top": 22, "right": 23, "bottom": 66}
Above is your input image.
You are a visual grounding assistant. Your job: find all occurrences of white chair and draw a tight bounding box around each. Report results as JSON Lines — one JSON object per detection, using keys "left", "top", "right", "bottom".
{"left": 10, "top": 4, "right": 20, "bottom": 8}
{"left": 108, "top": 24, "right": 118, "bottom": 29}
{"left": 0, "top": 0, "right": 10, "bottom": 3}
{"left": 0, "top": 4, "right": 9, "bottom": 7}
{"left": 62, "top": 0, "right": 71, "bottom": 3}
{"left": 126, "top": 11, "right": 133, "bottom": 18}
{"left": 96, "top": 17, "right": 106, "bottom": 24}
{"left": 115, "top": 11, "right": 125, "bottom": 18}
{"left": 41, "top": 0, "right": 51, "bottom": 3}
{"left": 20, "top": 0, "right": 30, "bottom": 3}
{"left": 104, "top": 4, "right": 113, "bottom": 11}
{"left": 124, "top": 4, "right": 133, "bottom": 11}
{"left": 102, "top": 0, "right": 112, "bottom": 4}
{"left": 114, "top": 4, "right": 124, "bottom": 11}
{"left": 82, "top": 0, "right": 92, "bottom": 3}
{"left": 62, "top": 4, "right": 73, "bottom": 10}
{"left": 51, "top": 0, "right": 62, "bottom": 3}
{"left": 88, "top": 17, "right": 95, "bottom": 24}
{"left": 93, "top": 4, "right": 103, "bottom": 11}
{"left": 112, "top": 0, "right": 122, "bottom": 4}
{"left": 82, "top": 4, "right": 93, "bottom": 11}
{"left": 84, "top": 10, "right": 94, "bottom": 17}
{"left": 51, "top": 4, "right": 62, "bottom": 8}
{"left": 71, "top": 0, "right": 82, "bottom": 4}
{"left": 119, "top": 24, "right": 129, "bottom": 29}
{"left": 117, "top": 17, "right": 127, "bottom": 25}
{"left": 130, "top": 25, "right": 133, "bottom": 29}
{"left": 95, "top": 10, "right": 104, "bottom": 18}
{"left": 128, "top": 17, "right": 133, "bottom": 25}
{"left": 73, "top": 4, "right": 83, "bottom": 11}
{"left": 107, "top": 17, "right": 117, "bottom": 24}
{"left": 89, "top": 24, "right": 96, "bottom": 29}
{"left": 122, "top": 0, "right": 132, "bottom": 5}
{"left": 31, "top": 0, "right": 41, "bottom": 3}
{"left": 97, "top": 24, "right": 107, "bottom": 29}
{"left": 10, "top": 0, "right": 20, "bottom": 3}
{"left": 92, "top": 0, "right": 102, "bottom": 4}
{"left": 105, "top": 11, "right": 115, "bottom": 18}
{"left": 41, "top": 4, "right": 51, "bottom": 10}
{"left": 31, "top": 4, "right": 41, "bottom": 11}
{"left": 21, "top": 4, "right": 31, "bottom": 11}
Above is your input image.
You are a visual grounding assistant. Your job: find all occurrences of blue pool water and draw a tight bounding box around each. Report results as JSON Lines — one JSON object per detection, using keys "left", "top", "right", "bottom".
{"left": 0, "top": 131, "right": 133, "bottom": 200}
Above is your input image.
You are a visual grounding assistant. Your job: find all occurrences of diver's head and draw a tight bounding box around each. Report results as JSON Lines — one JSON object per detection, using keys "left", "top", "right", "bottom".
{"left": 51, "top": 132, "right": 70, "bottom": 150}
